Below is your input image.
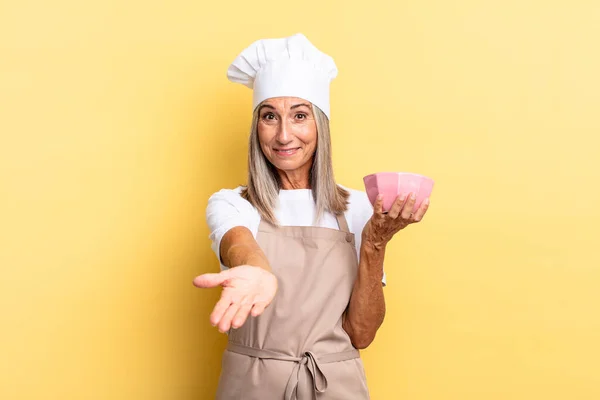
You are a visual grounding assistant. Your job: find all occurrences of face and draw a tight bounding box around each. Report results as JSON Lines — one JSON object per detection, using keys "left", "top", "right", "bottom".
{"left": 257, "top": 97, "right": 317, "bottom": 175}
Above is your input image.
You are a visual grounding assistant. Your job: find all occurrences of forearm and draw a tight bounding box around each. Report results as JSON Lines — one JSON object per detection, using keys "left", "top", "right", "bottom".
{"left": 343, "top": 241, "right": 386, "bottom": 349}
{"left": 221, "top": 227, "right": 271, "bottom": 271}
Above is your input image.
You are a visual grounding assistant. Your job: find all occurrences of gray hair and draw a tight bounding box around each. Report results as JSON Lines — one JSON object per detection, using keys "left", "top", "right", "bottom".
{"left": 241, "top": 103, "right": 349, "bottom": 225}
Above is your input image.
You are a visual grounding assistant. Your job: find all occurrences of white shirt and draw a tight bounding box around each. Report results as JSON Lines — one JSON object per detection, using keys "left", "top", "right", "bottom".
{"left": 206, "top": 185, "right": 386, "bottom": 285}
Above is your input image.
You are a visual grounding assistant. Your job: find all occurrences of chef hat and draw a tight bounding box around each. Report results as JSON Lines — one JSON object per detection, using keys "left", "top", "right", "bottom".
{"left": 227, "top": 33, "right": 338, "bottom": 119}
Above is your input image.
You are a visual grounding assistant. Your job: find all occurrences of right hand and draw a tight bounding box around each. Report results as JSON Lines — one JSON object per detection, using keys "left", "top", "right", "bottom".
{"left": 193, "top": 265, "right": 278, "bottom": 333}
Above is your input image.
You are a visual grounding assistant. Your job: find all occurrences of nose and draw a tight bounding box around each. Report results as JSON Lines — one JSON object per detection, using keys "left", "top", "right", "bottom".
{"left": 275, "top": 119, "right": 293, "bottom": 144}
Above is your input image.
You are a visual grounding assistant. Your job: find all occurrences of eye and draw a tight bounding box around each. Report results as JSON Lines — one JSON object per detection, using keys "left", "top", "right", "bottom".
{"left": 262, "top": 112, "right": 276, "bottom": 121}
{"left": 295, "top": 113, "right": 307, "bottom": 120}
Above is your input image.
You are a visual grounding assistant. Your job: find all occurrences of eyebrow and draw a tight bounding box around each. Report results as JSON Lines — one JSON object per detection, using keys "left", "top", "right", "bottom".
{"left": 291, "top": 103, "right": 311, "bottom": 110}
{"left": 258, "top": 103, "right": 311, "bottom": 113}
{"left": 258, "top": 104, "right": 276, "bottom": 113}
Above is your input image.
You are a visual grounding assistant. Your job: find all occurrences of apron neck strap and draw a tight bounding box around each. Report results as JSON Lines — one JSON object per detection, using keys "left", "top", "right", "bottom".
{"left": 335, "top": 213, "right": 350, "bottom": 233}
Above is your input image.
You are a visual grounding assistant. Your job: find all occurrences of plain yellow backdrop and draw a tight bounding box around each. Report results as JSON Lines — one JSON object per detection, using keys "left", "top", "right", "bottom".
{"left": 1, "top": 0, "right": 599, "bottom": 399}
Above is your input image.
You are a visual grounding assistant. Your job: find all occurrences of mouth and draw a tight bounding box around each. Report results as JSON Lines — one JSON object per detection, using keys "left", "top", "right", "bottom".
{"left": 273, "top": 147, "right": 300, "bottom": 157}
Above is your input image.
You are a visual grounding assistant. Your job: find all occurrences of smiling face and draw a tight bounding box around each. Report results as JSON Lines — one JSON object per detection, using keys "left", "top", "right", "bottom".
{"left": 256, "top": 97, "right": 318, "bottom": 187}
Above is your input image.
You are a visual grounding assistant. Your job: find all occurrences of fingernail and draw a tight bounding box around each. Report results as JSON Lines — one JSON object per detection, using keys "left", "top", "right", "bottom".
{"left": 377, "top": 194, "right": 383, "bottom": 200}
{"left": 411, "top": 193, "right": 416, "bottom": 200}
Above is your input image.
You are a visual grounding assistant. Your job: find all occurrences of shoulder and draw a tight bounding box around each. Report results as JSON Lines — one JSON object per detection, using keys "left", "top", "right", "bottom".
{"left": 339, "top": 184, "right": 373, "bottom": 216}
{"left": 207, "top": 186, "right": 254, "bottom": 212}
{"left": 338, "top": 184, "right": 373, "bottom": 234}
{"left": 206, "top": 186, "right": 260, "bottom": 232}
{"left": 209, "top": 185, "right": 245, "bottom": 200}
{"left": 205, "top": 186, "right": 261, "bottom": 270}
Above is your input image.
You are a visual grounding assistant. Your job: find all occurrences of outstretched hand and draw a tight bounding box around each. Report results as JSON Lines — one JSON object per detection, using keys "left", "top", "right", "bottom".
{"left": 193, "top": 266, "right": 278, "bottom": 333}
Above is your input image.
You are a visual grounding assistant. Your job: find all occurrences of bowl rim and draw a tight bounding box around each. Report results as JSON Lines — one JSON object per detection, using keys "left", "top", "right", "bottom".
{"left": 363, "top": 172, "right": 434, "bottom": 182}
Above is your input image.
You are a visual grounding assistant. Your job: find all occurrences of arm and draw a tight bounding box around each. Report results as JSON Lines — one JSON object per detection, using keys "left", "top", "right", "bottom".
{"left": 220, "top": 226, "right": 271, "bottom": 271}
{"left": 194, "top": 227, "right": 278, "bottom": 333}
{"left": 342, "top": 239, "right": 386, "bottom": 349}
{"left": 214, "top": 227, "right": 278, "bottom": 330}
{"left": 194, "top": 191, "right": 278, "bottom": 333}
{"left": 343, "top": 192, "right": 430, "bottom": 349}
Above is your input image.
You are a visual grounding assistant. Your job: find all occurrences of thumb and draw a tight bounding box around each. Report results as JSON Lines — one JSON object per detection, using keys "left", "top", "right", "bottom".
{"left": 193, "top": 270, "right": 232, "bottom": 288}
{"left": 373, "top": 194, "right": 384, "bottom": 214}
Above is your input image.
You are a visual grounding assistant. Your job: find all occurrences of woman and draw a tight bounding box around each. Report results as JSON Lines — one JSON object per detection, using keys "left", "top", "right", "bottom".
{"left": 193, "top": 33, "right": 430, "bottom": 399}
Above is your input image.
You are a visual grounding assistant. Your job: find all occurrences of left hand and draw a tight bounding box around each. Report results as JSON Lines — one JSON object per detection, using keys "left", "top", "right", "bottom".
{"left": 362, "top": 192, "right": 430, "bottom": 248}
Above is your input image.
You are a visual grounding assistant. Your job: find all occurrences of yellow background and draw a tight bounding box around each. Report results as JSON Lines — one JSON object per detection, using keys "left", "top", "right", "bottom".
{"left": 2, "top": 0, "right": 599, "bottom": 399}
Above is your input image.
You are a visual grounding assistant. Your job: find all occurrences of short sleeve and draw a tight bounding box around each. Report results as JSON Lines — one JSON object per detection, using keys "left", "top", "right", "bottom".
{"left": 346, "top": 188, "right": 387, "bottom": 286}
{"left": 206, "top": 187, "right": 261, "bottom": 271}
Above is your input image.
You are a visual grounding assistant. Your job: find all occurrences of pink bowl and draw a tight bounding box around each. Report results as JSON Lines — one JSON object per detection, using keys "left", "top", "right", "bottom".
{"left": 363, "top": 172, "right": 434, "bottom": 213}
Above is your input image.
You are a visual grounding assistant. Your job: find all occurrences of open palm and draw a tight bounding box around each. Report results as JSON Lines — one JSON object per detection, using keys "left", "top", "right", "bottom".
{"left": 193, "top": 265, "right": 278, "bottom": 333}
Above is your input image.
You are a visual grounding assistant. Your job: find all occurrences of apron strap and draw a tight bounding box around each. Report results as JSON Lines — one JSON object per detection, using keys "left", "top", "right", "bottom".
{"left": 335, "top": 212, "right": 350, "bottom": 233}
{"left": 227, "top": 342, "right": 359, "bottom": 400}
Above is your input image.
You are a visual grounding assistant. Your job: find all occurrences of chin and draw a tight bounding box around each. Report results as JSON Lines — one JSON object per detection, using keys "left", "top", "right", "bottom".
{"left": 272, "top": 161, "right": 302, "bottom": 171}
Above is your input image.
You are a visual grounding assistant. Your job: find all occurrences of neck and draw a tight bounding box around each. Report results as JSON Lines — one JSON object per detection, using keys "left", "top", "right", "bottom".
{"left": 277, "top": 163, "right": 312, "bottom": 190}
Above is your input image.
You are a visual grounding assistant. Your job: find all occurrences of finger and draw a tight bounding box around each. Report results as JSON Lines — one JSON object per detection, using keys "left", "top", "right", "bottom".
{"left": 193, "top": 269, "right": 232, "bottom": 288}
{"left": 373, "top": 194, "right": 384, "bottom": 215}
{"left": 400, "top": 192, "right": 417, "bottom": 220}
{"left": 387, "top": 194, "right": 407, "bottom": 219}
{"left": 250, "top": 301, "right": 269, "bottom": 317}
{"left": 210, "top": 293, "right": 233, "bottom": 327}
{"left": 232, "top": 296, "right": 254, "bottom": 329}
{"left": 412, "top": 198, "right": 430, "bottom": 222}
{"left": 218, "top": 302, "right": 241, "bottom": 333}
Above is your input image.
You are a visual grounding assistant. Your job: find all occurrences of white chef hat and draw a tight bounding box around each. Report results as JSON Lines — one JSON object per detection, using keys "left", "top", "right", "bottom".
{"left": 227, "top": 33, "right": 338, "bottom": 119}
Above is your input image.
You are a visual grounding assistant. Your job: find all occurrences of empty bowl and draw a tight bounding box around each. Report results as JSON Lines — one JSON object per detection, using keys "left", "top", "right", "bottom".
{"left": 363, "top": 172, "right": 434, "bottom": 213}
